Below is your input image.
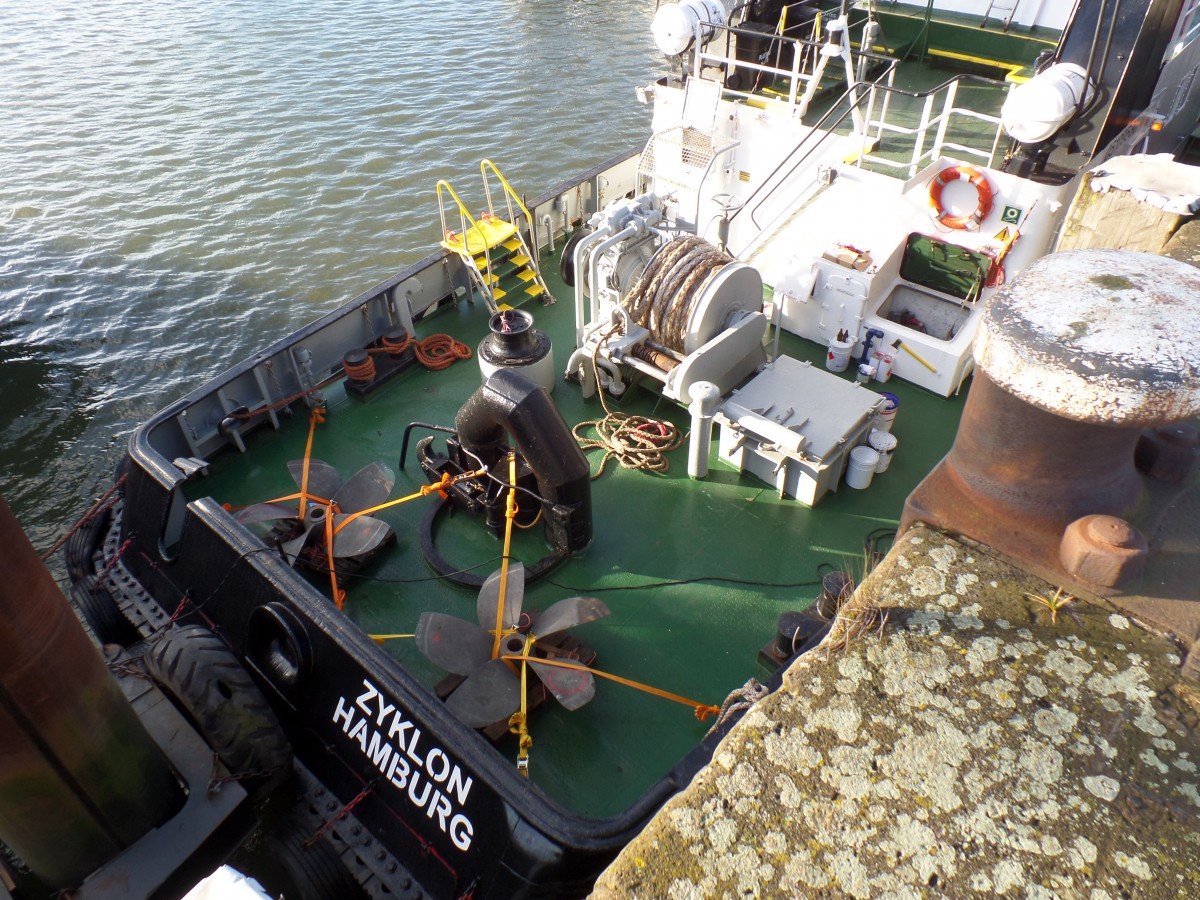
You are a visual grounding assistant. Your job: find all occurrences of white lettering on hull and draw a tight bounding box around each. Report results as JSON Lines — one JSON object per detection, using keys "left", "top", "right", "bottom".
{"left": 332, "top": 679, "right": 475, "bottom": 851}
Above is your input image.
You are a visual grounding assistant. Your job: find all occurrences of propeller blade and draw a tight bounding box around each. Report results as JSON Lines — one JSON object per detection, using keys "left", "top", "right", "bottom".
{"left": 476, "top": 562, "right": 525, "bottom": 631}
{"left": 445, "top": 658, "right": 522, "bottom": 728}
{"left": 288, "top": 459, "right": 342, "bottom": 501}
{"left": 528, "top": 659, "right": 596, "bottom": 711}
{"left": 415, "top": 613, "right": 492, "bottom": 676}
{"left": 332, "top": 461, "right": 395, "bottom": 514}
{"left": 279, "top": 524, "right": 320, "bottom": 565}
{"left": 234, "top": 502, "right": 298, "bottom": 525}
{"left": 531, "top": 597, "right": 610, "bottom": 639}
{"left": 330, "top": 514, "right": 392, "bottom": 558}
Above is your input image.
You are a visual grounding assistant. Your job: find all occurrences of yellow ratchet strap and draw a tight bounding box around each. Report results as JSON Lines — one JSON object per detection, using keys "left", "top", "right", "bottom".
{"left": 490, "top": 453, "right": 519, "bottom": 659}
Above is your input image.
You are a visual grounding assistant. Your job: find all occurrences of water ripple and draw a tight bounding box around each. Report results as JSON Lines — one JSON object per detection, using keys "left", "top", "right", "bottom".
{"left": 0, "top": 0, "right": 657, "bottom": 557}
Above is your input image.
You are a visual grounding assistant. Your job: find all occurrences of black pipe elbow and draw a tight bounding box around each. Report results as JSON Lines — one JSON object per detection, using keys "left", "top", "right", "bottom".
{"left": 455, "top": 370, "right": 593, "bottom": 554}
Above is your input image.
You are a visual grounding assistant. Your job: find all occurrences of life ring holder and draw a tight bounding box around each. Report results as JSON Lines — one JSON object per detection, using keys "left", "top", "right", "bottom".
{"left": 928, "top": 165, "right": 994, "bottom": 231}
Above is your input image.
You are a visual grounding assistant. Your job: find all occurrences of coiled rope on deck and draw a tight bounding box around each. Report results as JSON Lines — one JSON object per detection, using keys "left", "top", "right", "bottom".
{"left": 573, "top": 326, "right": 684, "bottom": 478}
{"left": 342, "top": 333, "right": 473, "bottom": 383}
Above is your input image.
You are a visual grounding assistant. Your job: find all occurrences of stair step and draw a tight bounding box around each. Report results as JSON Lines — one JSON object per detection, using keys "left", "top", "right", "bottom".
{"left": 502, "top": 238, "right": 522, "bottom": 252}
{"left": 440, "top": 218, "right": 518, "bottom": 256}
{"left": 516, "top": 268, "right": 538, "bottom": 282}
{"left": 511, "top": 253, "right": 531, "bottom": 266}
{"left": 482, "top": 271, "right": 499, "bottom": 285}
{"left": 493, "top": 287, "right": 508, "bottom": 301}
{"left": 523, "top": 283, "right": 545, "bottom": 298}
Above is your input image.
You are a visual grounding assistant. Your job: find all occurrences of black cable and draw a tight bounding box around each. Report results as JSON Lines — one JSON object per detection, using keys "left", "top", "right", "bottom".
{"left": 310, "top": 555, "right": 506, "bottom": 585}
{"left": 545, "top": 574, "right": 823, "bottom": 593}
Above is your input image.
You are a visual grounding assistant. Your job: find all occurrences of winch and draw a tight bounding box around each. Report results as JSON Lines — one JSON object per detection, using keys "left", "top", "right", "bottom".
{"left": 565, "top": 193, "right": 768, "bottom": 404}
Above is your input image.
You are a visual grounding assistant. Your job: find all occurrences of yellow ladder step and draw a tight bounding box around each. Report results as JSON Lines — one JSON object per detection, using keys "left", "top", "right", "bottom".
{"left": 511, "top": 252, "right": 530, "bottom": 266}
{"left": 482, "top": 271, "right": 499, "bottom": 285}
{"left": 441, "top": 218, "right": 518, "bottom": 256}
{"left": 493, "top": 287, "right": 508, "bottom": 301}
{"left": 502, "top": 238, "right": 522, "bottom": 252}
{"left": 523, "top": 283, "right": 545, "bottom": 298}
{"left": 516, "top": 268, "right": 538, "bottom": 282}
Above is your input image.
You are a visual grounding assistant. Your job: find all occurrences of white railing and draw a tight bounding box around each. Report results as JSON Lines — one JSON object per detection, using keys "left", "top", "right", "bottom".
{"left": 852, "top": 75, "right": 1009, "bottom": 176}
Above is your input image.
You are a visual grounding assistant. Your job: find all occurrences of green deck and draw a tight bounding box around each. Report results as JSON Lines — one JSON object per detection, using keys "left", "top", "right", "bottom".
{"left": 846, "top": 2, "right": 1060, "bottom": 74}
{"left": 188, "top": 236, "right": 967, "bottom": 820}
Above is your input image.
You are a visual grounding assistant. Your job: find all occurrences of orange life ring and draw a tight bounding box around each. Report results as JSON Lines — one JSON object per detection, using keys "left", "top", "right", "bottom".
{"left": 928, "top": 165, "right": 994, "bottom": 231}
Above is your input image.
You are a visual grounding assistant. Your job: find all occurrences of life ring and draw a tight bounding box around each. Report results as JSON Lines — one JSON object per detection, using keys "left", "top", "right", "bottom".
{"left": 928, "top": 165, "right": 994, "bottom": 231}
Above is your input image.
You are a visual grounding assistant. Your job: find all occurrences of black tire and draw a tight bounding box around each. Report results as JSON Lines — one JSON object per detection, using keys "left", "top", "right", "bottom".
{"left": 249, "top": 821, "right": 368, "bottom": 900}
{"left": 144, "top": 625, "right": 293, "bottom": 796}
{"left": 64, "top": 505, "right": 111, "bottom": 582}
{"left": 71, "top": 574, "right": 139, "bottom": 646}
{"left": 559, "top": 229, "right": 587, "bottom": 287}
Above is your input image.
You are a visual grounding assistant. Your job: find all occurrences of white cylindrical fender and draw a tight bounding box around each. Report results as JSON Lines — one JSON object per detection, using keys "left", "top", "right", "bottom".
{"left": 652, "top": 0, "right": 727, "bottom": 56}
{"left": 1001, "top": 63, "right": 1093, "bottom": 145}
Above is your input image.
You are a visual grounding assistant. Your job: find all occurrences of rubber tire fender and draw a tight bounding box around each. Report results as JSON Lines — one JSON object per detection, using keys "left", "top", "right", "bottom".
{"left": 71, "top": 573, "right": 139, "bottom": 647}
{"left": 143, "top": 624, "right": 293, "bottom": 796}
{"left": 559, "top": 229, "right": 588, "bottom": 287}
{"left": 64, "top": 505, "right": 111, "bottom": 582}
{"left": 248, "top": 820, "right": 369, "bottom": 900}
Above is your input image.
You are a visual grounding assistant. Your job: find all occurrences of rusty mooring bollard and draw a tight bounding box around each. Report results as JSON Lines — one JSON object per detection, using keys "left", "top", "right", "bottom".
{"left": 903, "top": 249, "right": 1200, "bottom": 588}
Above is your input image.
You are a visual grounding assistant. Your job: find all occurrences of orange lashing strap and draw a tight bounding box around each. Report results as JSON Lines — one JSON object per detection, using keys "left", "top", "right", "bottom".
{"left": 505, "top": 655, "right": 721, "bottom": 721}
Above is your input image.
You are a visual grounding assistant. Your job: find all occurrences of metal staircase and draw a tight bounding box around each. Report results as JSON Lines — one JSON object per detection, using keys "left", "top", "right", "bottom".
{"left": 982, "top": 0, "right": 1021, "bottom": 33}
{"left": 437, "top": 160, "right": 551, "bottom": 313}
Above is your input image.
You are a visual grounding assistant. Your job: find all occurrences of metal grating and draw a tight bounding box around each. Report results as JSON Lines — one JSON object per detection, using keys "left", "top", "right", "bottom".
{"left": 637, "top": 125, "right": 734, "bottom": 196}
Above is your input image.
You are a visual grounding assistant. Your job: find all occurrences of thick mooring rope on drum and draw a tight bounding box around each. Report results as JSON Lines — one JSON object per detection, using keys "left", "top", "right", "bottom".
{"left": 624, "top": 235, "right": 733, "bottom": 353}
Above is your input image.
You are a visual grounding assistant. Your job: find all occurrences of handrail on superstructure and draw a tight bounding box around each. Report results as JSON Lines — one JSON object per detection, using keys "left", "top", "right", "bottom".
{"left": 480, "top": 159, "right": 538, "bottom": 265}
{"left": 693, "top": 16, "right": 829, "bottom": 116}
{"left": 853, "top": 73, "right": 1009, "bottom": 176}
{"left": 731, "top": 69, "right": 1008, "bottom": 253}
{"left": 730, "top": 58, "right": 897, "bottom": 238}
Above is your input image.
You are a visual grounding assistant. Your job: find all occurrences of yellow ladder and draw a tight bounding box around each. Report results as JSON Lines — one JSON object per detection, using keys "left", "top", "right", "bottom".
{"left": 437, "top": 160, "right": 552, "bottom": 312}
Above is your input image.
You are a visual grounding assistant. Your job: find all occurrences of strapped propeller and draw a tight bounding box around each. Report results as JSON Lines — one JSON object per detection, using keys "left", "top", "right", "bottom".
{"left": 415, "top": 563, "right": 609, "bottom": 728}
{"left": 235, "top": 458, "right": 396, "bottom": 566}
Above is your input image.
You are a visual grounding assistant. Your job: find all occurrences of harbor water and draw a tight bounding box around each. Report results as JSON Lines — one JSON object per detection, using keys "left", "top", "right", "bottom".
{"left": 0, "top": 0, "right": 657, "bottom": 566}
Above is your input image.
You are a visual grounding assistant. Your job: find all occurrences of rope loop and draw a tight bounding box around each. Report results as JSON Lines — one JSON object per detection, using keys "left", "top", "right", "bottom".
{"left": 705, "top": 678, "right": 770, "bottom": 735}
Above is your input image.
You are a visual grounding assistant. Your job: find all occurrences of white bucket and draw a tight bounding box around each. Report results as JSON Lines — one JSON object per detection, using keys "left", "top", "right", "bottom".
{"left": 856, "top": 363, "right": 876, "bottom": 384}
{"left": 868, "top": 430, "right": 898, "bottom": 473}
{"left": 826, "top": 337, "right": 854, "bottom": 373}
{"left": 873, "top": 392, "right": 899, "bottom": 433}
{"left": 845, "top": 445, "right": 880, "bottom": 489}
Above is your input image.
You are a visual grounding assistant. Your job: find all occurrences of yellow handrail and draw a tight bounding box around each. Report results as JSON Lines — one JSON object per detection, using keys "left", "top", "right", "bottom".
{"left": 436, "top": 179, "right": 489, "bottom": 253}
{"left": 480, "top": 159, "right": 538, "bottom": 264}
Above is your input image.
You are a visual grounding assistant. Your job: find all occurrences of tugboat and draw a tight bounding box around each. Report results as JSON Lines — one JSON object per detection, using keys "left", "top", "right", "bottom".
{"left": 9, "top": 1, "right": 1200, "bottom": 896}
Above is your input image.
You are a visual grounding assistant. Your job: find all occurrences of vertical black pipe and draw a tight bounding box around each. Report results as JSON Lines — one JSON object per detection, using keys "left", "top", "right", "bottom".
{"left": 0, "top": 497, "right": 184, "bottom": 889}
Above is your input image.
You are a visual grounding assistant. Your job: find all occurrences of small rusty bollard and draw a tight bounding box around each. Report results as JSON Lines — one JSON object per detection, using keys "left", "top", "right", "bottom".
{"left": 903, "top": 249, "right": 1200, "bottom": 588}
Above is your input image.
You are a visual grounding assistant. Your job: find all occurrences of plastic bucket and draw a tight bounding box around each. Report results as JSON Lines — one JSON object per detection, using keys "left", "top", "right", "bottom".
{"left": 868, "top": 430, "right": 898, "bottom": 472}
{"left": 874, "top": 391, "right": 899, "bottom": 433}
{"left": 845, "top": 445, "right": 880, "bottom": 489}
{"left": 826, "top": 337, "right": 854, "bottom": 373}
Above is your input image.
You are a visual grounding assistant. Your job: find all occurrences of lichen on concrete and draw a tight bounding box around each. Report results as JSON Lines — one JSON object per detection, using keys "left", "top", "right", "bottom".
{"left": 591, "top": 525, "right": 1200, "bottom": 899}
